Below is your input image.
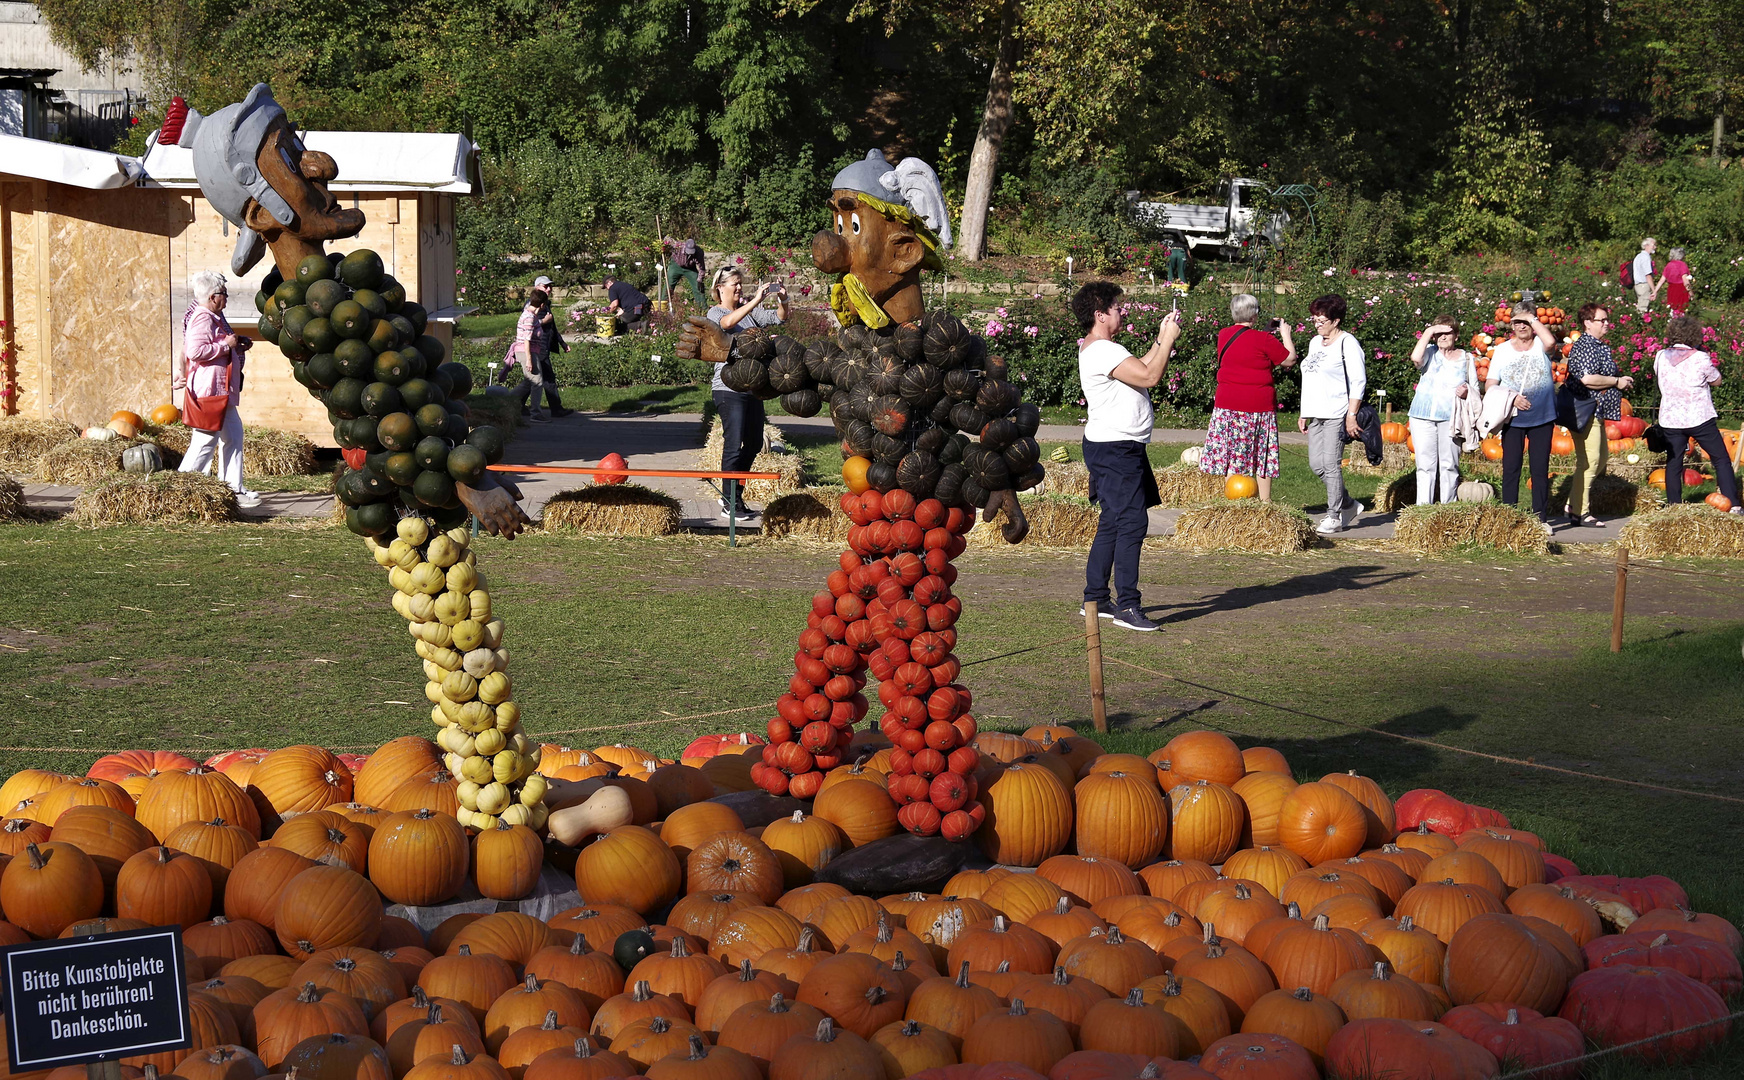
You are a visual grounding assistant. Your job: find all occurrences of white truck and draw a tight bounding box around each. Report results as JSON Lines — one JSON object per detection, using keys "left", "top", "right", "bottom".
{"left": 1131, "top": 178, "right": 1287, "bottom": 259}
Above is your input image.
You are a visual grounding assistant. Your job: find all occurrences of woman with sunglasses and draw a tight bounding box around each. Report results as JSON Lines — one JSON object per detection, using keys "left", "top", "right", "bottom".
{"left": 1563, "top": 304, "right": 1632, "bottom": 526}
{"left": 1486, "top": 304, "right": 1560, "bottom": 521}
{"left": 1407, "top": 317, "right": 1477, "bottom": 503}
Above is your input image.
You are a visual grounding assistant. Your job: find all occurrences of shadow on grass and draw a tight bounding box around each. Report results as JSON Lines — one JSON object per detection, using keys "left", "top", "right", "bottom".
{"left": 1145, "top": 564, "right": 1419, "bottom": 624}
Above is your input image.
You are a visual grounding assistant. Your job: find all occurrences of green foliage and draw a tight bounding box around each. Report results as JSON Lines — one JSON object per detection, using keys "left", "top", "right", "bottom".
{"left": 1410, "top": 83, "right": 1553, "bottom": 262}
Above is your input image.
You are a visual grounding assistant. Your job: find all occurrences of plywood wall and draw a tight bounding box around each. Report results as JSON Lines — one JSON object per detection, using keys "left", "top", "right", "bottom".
{"left": 2, "top": 183, "right": 457, "bottom": 447}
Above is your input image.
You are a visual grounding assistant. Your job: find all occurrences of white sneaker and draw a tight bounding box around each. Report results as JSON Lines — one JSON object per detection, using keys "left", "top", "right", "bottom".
{"left": 236, "top": 491, "right": 263, "bottom": 509}
{"left": 1316, "top": 515, "right": 1343, "bottom": 535}
{"left": 1341, "top": 500, "right": 1363, "bottom": 528}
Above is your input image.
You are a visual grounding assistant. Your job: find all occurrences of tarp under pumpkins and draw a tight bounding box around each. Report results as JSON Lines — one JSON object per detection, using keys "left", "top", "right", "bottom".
{"left": 0, "top": 130, "right": 478, "bottom": 443}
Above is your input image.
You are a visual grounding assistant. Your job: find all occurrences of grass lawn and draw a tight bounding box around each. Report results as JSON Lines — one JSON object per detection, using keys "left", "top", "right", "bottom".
{"left": 3, "top": 521, "right": 1741, "bottom": 1073}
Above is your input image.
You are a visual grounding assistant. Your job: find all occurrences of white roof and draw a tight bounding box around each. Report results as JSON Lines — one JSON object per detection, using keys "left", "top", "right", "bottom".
{"left": 0, "top": 129, "right": 478, "bottom": 193}
{"left": 0, "top": 133, "right": 143, "bottom": 188}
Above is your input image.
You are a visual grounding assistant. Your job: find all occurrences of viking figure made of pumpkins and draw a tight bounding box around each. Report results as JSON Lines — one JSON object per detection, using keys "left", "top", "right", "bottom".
{"left": 680, "top": 152, "right": 1048, "bottom": 836}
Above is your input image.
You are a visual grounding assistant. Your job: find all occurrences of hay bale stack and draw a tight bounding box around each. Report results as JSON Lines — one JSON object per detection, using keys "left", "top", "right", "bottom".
{"left": 0, "top": 418, "right": 80, "bottom": 474}
{"left": 1038, "top": 461, "right": 1091, "bottom": 498}
{"left": 144, "top": 423, "right": 316, "bottom": 476}
{"left": 1172, "top": 502, "right": 1315, "bottom": 554}
{"left": 1344, "top": 441, "right": 1414, "bottom": 476}
{"left": 968, "top": 494, "right": 1100, "bottom": 548}
{"left": 1395, "top": 502, "right": 1550, "bottom": 555}
{"left": 1376, "top": 469, "right": 1417, "bottom": 513}
{"left": 1551, "top": 473, "right": 1662, "bottom": 518}
{"left": 697, "top": 418, "right": 802, "bottom": 500}
{"left": 0, "top": 475, "right": 24, "bottom": 520}
{"left": 541, "top": 483, "right": 682, "bottom": 537}
{"left": 35, "top": 437, "right": 161, "bottom": 484}
{"left": 1618, "top": 504, "right": 1744, "bottom": 558}
{"left": 763, "top": 491, "right": 852, "bottom": 542}
{"left": 73, "top": 472, "right": 237, "bottom": 525}
{"left": 1155, "top": 465, "right": 1227, "bottom": 508}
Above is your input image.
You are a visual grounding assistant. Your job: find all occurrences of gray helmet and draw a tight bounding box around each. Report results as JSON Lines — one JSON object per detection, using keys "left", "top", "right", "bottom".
{"left": 831, "top": 150, "right": 902, "bottom": 202}
{"left": 178, "top": 84, "right": 297, "bottom": 275}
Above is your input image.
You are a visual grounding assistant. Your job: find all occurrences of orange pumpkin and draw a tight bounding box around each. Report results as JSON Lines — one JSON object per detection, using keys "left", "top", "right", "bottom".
{"left": 1380, "top": 422, "right": 1408, "bottom": 444}
{"left": 1275, "top": 782, "right": 1368, "bottom": 864}
{"left": 1224, "top": 475, "right": 1258, "bottom": 499}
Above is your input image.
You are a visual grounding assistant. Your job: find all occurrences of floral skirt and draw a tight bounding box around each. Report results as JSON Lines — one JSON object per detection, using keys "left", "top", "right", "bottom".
{"left": 1199, "top": 408, "right": 1280, "bottom": 479}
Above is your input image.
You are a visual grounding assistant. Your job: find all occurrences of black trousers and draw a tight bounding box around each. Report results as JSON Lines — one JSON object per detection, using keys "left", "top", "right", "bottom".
{"left": 1665, "top": 417, "right": 1741, "bottom": 505}
{"left": 1501, "top": 420, "right": 1553, "bottom": 518}
{"left": 714, "top": 390, "right": 764, "bottom": 508}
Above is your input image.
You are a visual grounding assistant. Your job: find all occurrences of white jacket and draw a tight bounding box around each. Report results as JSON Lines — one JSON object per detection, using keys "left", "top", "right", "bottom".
{"left": 1477, "top": 384, "right": 1516, "bottom": 439}
{"left": 1452, "top": 383, "right": 1485, "bottom": 446}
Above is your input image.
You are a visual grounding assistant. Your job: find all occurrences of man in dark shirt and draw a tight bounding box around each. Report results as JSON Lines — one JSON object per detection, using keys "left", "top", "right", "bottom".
{"left": 604, "top": 275, "right": 651, "bottom": 335}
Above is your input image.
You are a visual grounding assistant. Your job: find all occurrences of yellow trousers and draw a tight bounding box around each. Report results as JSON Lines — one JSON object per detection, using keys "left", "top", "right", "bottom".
{"left": 1568, "top": 417, "right": 1609, "bottom": 516}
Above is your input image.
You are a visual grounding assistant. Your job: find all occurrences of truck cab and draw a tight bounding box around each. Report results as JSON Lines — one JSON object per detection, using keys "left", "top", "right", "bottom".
{"left": 1132, "top": 177, "right": 1287, "bottom": 259}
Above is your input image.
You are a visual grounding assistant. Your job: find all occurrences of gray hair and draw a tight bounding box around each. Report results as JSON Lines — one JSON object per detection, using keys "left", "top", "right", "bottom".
{"left": 1642, "top": 237, "right": 1656, "bottom": 250}
{"left": 1230, "top": 293, "right": 1260, "bottom": 324}
{"left": 1669, "top": 247, "right": 1685, "bottom": 261}
{"left": 190, "top": 271, "right": 228, "bottom": 305}
{"left": 1511, "top": 303, "right": 1536, "bottom": 320}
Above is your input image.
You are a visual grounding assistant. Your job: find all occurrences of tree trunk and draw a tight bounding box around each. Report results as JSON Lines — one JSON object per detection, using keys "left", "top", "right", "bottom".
{"left": 957, "top": 0, "right": 1020, "bottom": 263}
{"left": 1714, "top": 90, "right": 1726, "bottom": 161}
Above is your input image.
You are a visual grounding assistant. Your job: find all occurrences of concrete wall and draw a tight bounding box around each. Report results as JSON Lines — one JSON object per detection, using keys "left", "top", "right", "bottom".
{"left": 0, "top": 4, "right": 143, "bottom": 93}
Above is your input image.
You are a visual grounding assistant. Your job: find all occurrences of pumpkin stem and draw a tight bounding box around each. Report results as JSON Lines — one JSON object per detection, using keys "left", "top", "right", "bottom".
{"left": 789, "top": 810, "right": 805, "bottom": 822}
{"left": 1204, "top": 941, "right": 1225, "bottom": 959}
{"left": 449, "top": 1046, "right": 466, "bottom": 1066}
{"left": 1200, "top": 922, "right": 1216, "bottom": 943}
{"left": 157, "top": 846, "right": 173, "bottom": 865}
{"left": 815, "top": 1018, "right": 836, "bottom": 1043}
{"left": 649, "top": 1017, "right": 670, "bottom": 1034}
{"left": 541, "top": 1010, "right": 558, "bottom": 1031}
{"left": 1139, "top": 1066, "right": 1160, "bottom": 1079}
{"left": 143, "top": 1068, "right": 158, "bottom": 1080}
{"left": 738, "top": 959, "right": 756, "bottom": 982}
{"left": 24, "top": 843, "right": 46, "bottom": 870}
{"left": 428, "top": 1003, "right": 444, "bottom": 1024}
{"left": 1124, "top": 988, "right": 1145, "bottom": 1006}
{"left": 900, "top": 1019, "right": 922, "bottom": 1036}
{"left": 1293, "top": 987, "right": 1313, "bottom": 1001}
{"left": 457, "top": 945, "right": 472, "bottom": 956}
{"left": 1650, "top": 933, "right": 1670, "bottom": 947}
{"left": 1106, "top": 927, "right": 1125, "bottom": 946}
{"left": 955, "top": 961, "right": 972, "bottom": 988}
{"left": 631, "top": 981, "right": 653, "bottom": 1001}
{"left": 1506, "top": 1009, "right": 1519, "bottom": 1025}
{"left": 997, "top": 961, "right": 1012, "bottom": 974}
{"left": 685, "top": 1035, "right": 707, "bottom": 1060}
{"left": 875, "top": 912, "right": 893, "bottom": 943}
{"left": 1053, "top": 897, "right": 1071, "bottom": 915}
{"left": 1051, "top": 967, "right": 1068, "bottom": 986}
{"left": 1417, "top": 824, "right": 1431, "bottom": 835}
{"left": 891, "top": 951, "right": 913, "bottom": 972}
{"left": 573, "top": 1039, "right": 594, "bottom": 1058}
{"left": 769, "top": 993, "right": 789, "bottom": 1013}
{"left": 1310, "top": 914, "right": 1330, "bottom": 931}
{"left": 1397, "top": 916, "right": 1414, "bottom": 931}
{"left": 1008, "top": 999, "right": 1027, "bottom": 1016}
{"left": 670, "top": 937, "right": 689, "bottom": 958}
{"left": 863, "top": 986, "right": 886, "bottom": 1005}
{"left": 1163, "top": 912, "right": 1182, "bottom": 928}
{"left": 1285, "top": 902, "right": 1301, "bottom": 919}
{"left": 412, "top": 987, "right": 430, "bottom": 1007}
{"left": 1233, "top": 883, "right": 1250, "bottom": 899}
{"left": 795, "top": 928, "right": 816, "bottom": 953}
{"left": 1160, "top": 972, "right": 1181, "bottom": 997}
{"left": 992, "top": 915, "right": 1009, "bottom": 933}
{"left": 569, "top": 936, "right": 588, "bottom": 956}
{"left": 335, "top": 958, "right": 356, "bottom": 973}
{"left": 1374, "top": 962, "right": 1391, "bottom": 980}
{"left": 297, "top": 982, "right": 319, "bottom": 1003}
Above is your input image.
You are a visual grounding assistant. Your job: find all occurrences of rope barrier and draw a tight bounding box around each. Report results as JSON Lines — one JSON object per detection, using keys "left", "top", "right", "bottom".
{"left": 1102, "top": 653, "right": 1744, "bottom": 805}
{"left": 1494, "top": 1008, "right": 1743, "bottom": 1078}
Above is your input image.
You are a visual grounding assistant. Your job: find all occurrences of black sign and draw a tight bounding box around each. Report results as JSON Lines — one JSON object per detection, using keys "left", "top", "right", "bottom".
{"left": 2, "top": 925, "right": 191, "bottom": 1070}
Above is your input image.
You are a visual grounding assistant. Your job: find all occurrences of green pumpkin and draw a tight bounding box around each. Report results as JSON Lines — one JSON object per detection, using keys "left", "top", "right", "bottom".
{"left": 613, "top": 929, "right": 657, "bottom": 973}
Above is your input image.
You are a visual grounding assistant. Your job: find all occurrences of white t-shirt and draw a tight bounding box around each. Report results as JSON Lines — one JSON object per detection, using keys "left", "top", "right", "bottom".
{"left": 1299, "top": 332, "right": 1367, "bottom": 419}
{"left": 1079, "top": 338, "right": 1153, "bottom": 443}
{"left": 1633, "top": 250, "right": 1655, "bottom": 285}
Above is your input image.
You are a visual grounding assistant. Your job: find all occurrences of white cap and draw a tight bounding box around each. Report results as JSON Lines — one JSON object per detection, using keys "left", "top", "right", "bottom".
{"left": 533, "top": 275, "right": 553, "bottom": 288}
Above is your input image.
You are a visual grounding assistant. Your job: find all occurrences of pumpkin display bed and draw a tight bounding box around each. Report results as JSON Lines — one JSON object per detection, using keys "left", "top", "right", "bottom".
{"left": 0, "top": 728, "right": 1731, "bottom": 1079}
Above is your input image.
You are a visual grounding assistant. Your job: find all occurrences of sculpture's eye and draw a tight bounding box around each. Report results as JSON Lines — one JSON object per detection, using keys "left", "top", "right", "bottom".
{"left": 835, "top": 214, "right": 844, "bottom": 234}
{"left": 850, "top": 213, "right": 861, "bottom": 235}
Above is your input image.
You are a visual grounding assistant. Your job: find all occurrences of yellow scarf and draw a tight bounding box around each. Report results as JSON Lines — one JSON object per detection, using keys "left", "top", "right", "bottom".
{"left": 828, "top": 194, "right": 946, "bottom": 329}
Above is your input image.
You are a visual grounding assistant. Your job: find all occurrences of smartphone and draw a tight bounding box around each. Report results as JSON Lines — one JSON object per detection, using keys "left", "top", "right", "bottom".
{"left": 1171, "top": 294, "right": 1179, "bottom": 314}
{"left": 1267, "top": 317, "right": 1281, "bottom": 332}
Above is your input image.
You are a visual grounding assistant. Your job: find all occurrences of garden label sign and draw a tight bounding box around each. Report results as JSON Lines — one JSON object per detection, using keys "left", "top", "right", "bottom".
{"left": 1, "top": 926, "right": 191, "bottom": 1071}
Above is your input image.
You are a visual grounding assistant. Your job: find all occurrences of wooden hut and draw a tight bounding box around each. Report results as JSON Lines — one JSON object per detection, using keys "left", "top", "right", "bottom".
{"left": 0, "top": 130, "right": 479, "bottom": 443}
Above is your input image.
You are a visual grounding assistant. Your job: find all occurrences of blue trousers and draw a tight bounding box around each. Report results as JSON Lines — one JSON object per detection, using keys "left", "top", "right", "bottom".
{"left": 714, "top": 390, "right": 764, "bottom": 509}
{"left": 1083, "top": 438, "right": 1159, "bottom": 610}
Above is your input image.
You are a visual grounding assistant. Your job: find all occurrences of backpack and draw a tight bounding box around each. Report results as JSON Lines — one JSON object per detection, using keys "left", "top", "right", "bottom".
{"left": 1619, "top": 259, "right": 1634, "bottom": 289}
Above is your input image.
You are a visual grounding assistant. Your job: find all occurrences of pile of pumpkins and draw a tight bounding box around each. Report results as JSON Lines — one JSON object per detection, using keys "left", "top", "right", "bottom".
{"left": 363, "top": 516, "right": 546, "bottom": 830}
{"left": 0, "top": 727, "right": 1735, "bottom": 1079}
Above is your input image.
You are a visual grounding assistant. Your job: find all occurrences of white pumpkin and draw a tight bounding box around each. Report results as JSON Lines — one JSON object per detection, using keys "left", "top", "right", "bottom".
{"left": 1180, "top": 445, "right": 1204, "bottom": 466}
{"left": 1457, "top": 480, "right": 1496, "bottom": 503}
{"left": 83, "top": 425, "right": 117, "bottom": 441}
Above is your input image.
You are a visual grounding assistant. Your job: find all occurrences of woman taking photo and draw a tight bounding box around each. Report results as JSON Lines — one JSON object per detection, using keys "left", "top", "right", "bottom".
{"left": 1563, "top": 303, "right": 1632, "bottom": 526}
{"left": 1487, "top": 304, "right": 1559, "bottom": 521}
{"left": 707, "top": 267, "right": 789, "bottom": 523}
{"left": 1298, "top": 294, "right": 1366, "bottom": 534}
{"left": 1656, "top": 314, "right": 1742, "bottom": 511}
{"left": 1406, "top": 317, "right": 1478, "bottom": 504}
{"left": 1198, "top": 293, "right": 1295, "bottom": 502}
{"left": 176, "top": 271, "right": 259, "bottom": 508}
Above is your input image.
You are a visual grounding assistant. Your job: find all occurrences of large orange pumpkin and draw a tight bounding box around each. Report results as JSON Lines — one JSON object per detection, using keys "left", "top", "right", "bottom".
{"left": 973, "top": 763, "right": 1072, "bottom": 867}
{"left": 573, "top": 826, "right": 681, "bottom": 915}
{"left": 1224, "top": 475, "right": 1258, "bottom": 500}
{"left": 369, "top": 808, "right": 471, "bottom": 906}
{"left": 274, "top": 864, "right": 383, "bottom": 959}
{"left": 136, "top": 766, "right": 263, "bottom": 841}
{"left": 1072, "top": 770, "right": 1167, "bottom": 869}
{"left": 1275, "top": 782, "right": 1368, "bottom": 864}
{"left": 1165, "top": 780, "right": 1245, "bottom": 864}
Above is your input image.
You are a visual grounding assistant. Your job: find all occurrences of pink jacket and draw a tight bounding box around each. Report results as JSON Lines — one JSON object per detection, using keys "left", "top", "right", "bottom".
{"left": 181, "top": 306, "right": 246, "bottom": 403}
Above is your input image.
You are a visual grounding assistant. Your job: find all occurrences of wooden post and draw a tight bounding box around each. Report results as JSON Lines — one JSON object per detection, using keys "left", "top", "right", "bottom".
{"left": 1611, "top": 544, "right": 1628, "bottom": 653}
{"left": 1085, "top": 604, "right": 1107, "bottom": 732}
{"left": 88, "top": 1061, "right": 123, "bottom": 1080}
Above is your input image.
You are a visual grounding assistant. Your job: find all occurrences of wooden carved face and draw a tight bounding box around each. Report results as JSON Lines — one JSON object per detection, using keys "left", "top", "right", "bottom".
{"left": 243, "top": 116, "right": 367, "bottom": 277}
{"left": 812, "top": 191, "right": 928, "bottom": 325}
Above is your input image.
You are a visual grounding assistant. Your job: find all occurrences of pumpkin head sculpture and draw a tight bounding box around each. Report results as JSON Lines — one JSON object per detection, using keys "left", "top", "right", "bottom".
{"left": 810, "top": 151, "right": 950, "bottom": 330}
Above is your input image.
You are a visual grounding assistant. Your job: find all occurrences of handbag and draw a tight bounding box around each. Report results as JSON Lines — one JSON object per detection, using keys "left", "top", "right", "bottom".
{"left": 1555, "top": 379, "right": 1597, "bottom": 431}
{"left": 1643, "top": 423, "right": 1671, "bottom": 454}
{"left": 1331, "top": 337, "right": 1383, "bottom": 465}
{"left": 182, "top": 386, "right": 227, "bottom": 432}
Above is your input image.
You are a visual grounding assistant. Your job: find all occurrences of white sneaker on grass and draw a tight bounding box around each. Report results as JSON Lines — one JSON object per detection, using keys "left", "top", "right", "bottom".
{"left": 1316, "top": 515, "right": 1342, "bottom": 535}
{"left": 236, "top": 491, "right": 263, "bottom": 509}
{"left": 1341, "top": 500, "right": 1363, "bottom": 528}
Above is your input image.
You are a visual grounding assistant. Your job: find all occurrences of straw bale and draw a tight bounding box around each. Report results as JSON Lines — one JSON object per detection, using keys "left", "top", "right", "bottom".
{"left": 1172, "top": 502, "right": 1316, "bottom": 554}
{"left": 1037, "top": 461, "right": 1091, "bottom": 498}
{"left": 1155, "top": 465, "right": 1227, "bottom": 508}
{"left": 0, "top": 418, "right": 80, "bottom": 473}
{"left": 697, "top": 419, "right": 800, "bottom": 500}
{"left": 0, "top": 476, "right": 24, "bottom": 520}
{"left": 1343, "top": 440, "right": 1414, "bottom": 476}
{"left": 969, "top": 494, "right": 1101, "bottom": 548}
{"left": 143, "top": 423, "right": 316, "bottom": 476}
{"left": 1376, "top": 469, "right": 1417, "bottom": 514}
{"left": 1394, "top": 502, "right": 1550, "bottom": 555}
{"left": 1549, "top": 473, "right": 1662, "bottom": 518}
{"left": 35, "top": 436, "right": 163, "bottom": 484}
{"left": 73, "top": 472, "right": 237, "bottom": 525}
{"left": 541, "top": 483, "right": 682, "bottom": 537}
{"left": 763, "top": 490, "right": 852, "bottom": 543}
{"left": 1617, "top": 504, "right": 1744, "bottom": 559}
